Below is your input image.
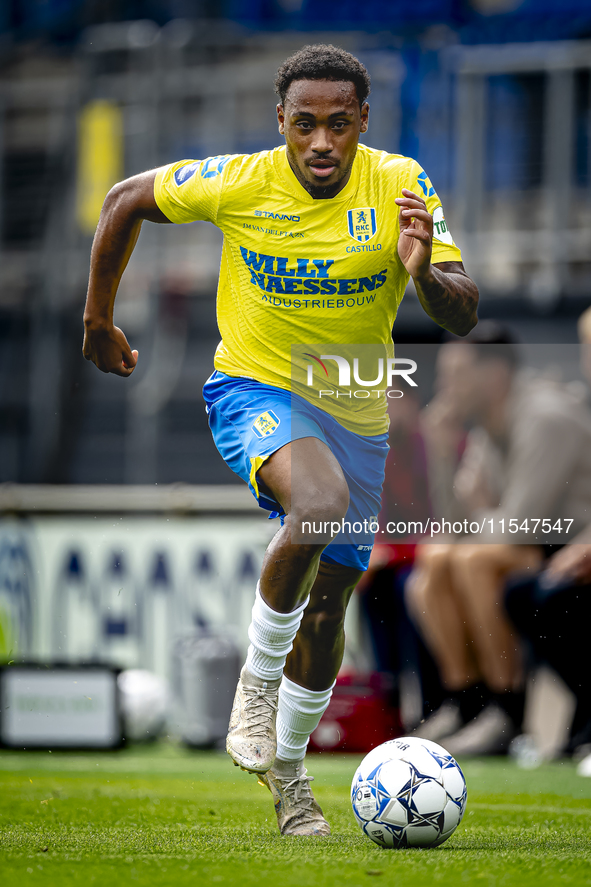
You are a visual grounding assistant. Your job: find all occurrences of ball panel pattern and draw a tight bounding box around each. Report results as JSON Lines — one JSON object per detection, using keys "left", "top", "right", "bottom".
{"left": 405, "top": 822, "right": 441, "bottom": 848}
{"left": 351, "top": 736, "right": 467, "bottom": 850}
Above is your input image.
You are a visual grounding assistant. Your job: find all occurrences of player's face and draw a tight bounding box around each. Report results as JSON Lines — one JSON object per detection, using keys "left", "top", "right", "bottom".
{"left": 277, "top": 79, "right": 369, "bottom": 199}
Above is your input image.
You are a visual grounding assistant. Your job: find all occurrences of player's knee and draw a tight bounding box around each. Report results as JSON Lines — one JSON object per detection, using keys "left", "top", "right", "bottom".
{"left": 292, "top": 481, "right": 350, "bottom": 531}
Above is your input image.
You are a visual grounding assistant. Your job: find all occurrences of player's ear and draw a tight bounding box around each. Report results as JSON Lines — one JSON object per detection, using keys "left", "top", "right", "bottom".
{"left": 277, "top": 103, "right": 285, "bottom": 134}
{"left": 360, "top": 102, "right": 369, "bottom": 134}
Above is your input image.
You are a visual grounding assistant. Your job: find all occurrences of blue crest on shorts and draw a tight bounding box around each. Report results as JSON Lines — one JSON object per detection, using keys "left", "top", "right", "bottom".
{"left": 347, "top": 207, "right": 377, "bottom": 243}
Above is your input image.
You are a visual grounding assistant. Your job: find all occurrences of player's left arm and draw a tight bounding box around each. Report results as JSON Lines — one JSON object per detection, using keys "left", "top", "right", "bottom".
{"left": 396, "top": 188, "right": 478, "bottom": 336}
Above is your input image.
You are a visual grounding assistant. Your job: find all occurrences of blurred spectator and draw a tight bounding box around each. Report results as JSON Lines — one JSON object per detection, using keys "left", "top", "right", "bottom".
{"left": 505, "top": 306, "right": 591, "bottom": 762}
{"left": 406, "top": 321, "right": 591, "bottom": 755}
{"left": 358, "top": 381, "right": 467, "bottom": 729}
{"left": 380, "top": 391, "right": 432, "bottom": 537}
{"left": 505, "top": 537, "right": 591, "bottom": 758}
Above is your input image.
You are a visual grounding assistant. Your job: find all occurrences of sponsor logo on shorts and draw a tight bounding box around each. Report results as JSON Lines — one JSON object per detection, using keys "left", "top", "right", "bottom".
{"left": 347, "top": 207, "right": 377, "bottom": 243}
{"left": 252, "top": 410, "right": 281, "bottom": 439}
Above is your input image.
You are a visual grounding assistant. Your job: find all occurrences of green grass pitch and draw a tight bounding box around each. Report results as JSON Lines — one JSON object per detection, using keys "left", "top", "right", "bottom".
{"left": 1, "top": 744, "right": 591, "bottom": 886}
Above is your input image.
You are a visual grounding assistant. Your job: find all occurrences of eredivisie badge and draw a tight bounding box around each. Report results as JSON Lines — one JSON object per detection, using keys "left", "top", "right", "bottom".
{"left": 347, "top": 207, "right": 377, "bottom": 243}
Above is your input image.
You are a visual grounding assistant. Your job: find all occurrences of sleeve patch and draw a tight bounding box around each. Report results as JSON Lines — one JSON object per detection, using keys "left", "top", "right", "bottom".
{"left": 174, "top": 161, "right": 201, "bottom": 186}
{"left": 201, "top": 155, "right": 232, "bottom": 179}
{"left": 432, "top": 206, "right": 455, "bottom": 246}
{"left": 417, "top": 170, "right": 435, "bottom": 198}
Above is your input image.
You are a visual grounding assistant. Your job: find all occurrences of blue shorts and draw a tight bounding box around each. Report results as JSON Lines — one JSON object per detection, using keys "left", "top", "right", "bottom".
{"left": 203, "top": 371, "right": 388, "bottom": 571}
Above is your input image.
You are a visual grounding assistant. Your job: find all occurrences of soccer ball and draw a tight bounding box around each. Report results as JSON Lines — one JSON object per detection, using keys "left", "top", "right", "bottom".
{"left": 118, "top": 669, "right": 169, "bottom": 742}
{"left": 351, "top": 736, "right": 467, "bottom": 849}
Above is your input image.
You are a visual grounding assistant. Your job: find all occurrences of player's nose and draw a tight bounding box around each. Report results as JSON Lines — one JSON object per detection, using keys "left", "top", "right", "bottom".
{"left": 310, "top": 126, "right": 333, "bottom": 153}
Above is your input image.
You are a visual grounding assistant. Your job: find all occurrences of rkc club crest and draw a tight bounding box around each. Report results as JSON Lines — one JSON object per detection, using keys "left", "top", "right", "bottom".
{"left": 252, "top": 410, "right": 281, "bottom": 439}
{"left": 347, "top": 207, "right": 377, "bottom": 243}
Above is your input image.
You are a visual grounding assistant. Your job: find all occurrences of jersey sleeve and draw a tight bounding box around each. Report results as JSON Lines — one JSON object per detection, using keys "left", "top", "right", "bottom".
{"left": 154, "top": 155, "right": 236, "bottom": 224}
{"left": 406, "top": 161, "right": 463, "bottom": 265}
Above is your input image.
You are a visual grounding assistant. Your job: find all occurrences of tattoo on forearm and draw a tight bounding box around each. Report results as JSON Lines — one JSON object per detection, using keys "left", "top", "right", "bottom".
{"left": 414, "top": 262, "right": 479, "bottom": 336}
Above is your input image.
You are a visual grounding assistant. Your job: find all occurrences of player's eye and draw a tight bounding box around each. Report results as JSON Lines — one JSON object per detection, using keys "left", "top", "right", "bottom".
{"left": 296, "top": 121, "right": 313, "bottom": 130}
{"left": 332, "top": 120, "right": 348, "bottom": 130}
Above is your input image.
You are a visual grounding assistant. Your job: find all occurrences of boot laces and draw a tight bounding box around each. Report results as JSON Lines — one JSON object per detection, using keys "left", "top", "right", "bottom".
{"left": 243, "top": 684, "right": 278, "bottom": 737}
{"left": 279, "top": 770, "right": 315, "bottom": 810}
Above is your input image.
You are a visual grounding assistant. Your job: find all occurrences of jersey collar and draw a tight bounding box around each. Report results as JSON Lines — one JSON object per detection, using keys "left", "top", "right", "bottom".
{"left": 274, "top": 145, "right": 361, "bottom": 204}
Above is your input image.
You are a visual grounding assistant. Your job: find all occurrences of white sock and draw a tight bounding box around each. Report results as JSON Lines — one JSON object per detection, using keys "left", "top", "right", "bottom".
{"left": 276, "top": 675, "right": 335, "bottom": 763}
{"left": 245, "top": 584, "right": 309, "bottom": 682}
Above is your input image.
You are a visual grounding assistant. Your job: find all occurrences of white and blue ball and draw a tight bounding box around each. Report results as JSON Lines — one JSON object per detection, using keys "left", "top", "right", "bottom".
{"left": 351, "top": 736, "right": 467, "bottom": 849}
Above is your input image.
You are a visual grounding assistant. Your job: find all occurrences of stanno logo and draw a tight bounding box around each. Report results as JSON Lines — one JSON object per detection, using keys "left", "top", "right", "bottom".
{"left": 347, "top": 208, "right": 377, "bottom": 243}
{"left": 255, "top": 210, "right": 301, "bottom": 222}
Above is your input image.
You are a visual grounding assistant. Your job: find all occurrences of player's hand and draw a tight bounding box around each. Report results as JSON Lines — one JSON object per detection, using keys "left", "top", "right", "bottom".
{"left": 83, "top": 320, "right": 138, "bottom": 376}
{"left": 395, "top": 189, "right": 433, "bottom": 280}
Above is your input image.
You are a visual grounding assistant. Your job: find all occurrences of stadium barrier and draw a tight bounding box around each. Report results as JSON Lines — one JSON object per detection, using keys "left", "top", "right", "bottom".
{"left": 0, "top": 484, "right": 366, "bottom": 681}
{"left": 0, "top": 484, "right": 270, "bottom": 680}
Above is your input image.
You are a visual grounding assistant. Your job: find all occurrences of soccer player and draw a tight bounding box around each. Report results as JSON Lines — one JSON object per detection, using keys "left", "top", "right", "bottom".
{"left": 83, "top": 44, "right": 478, "bottom": 835}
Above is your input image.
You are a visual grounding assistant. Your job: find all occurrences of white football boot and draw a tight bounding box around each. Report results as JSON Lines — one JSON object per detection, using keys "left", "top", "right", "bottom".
{"left": 226, "top": 666, "right": 280, "bottom": 774}
{"left": 259, "top": 760, "right": 331, "bottom": 836}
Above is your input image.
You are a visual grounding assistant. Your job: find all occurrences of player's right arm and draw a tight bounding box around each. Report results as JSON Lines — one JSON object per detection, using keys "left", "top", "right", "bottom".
{"left": 83, "top": 169, "right": 170, "bottom": 377}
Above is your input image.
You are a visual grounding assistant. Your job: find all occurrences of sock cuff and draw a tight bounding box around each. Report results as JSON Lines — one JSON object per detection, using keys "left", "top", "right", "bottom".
{"left": 276, "top": 676, "right": 336, "bottom": 763}
{"left": 245, "top": 585, "right": 310, "bottom": 683}
{"left": 255, "top": 584, "right": 310, "bottom": 625}
{"left": 280, "top": 675, "right": 336, "bottom": 704}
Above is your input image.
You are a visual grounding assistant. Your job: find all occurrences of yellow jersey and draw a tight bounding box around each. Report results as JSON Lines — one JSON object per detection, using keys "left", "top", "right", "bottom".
{"left": 154, "top": 144, "right": 462, "bottom": 434}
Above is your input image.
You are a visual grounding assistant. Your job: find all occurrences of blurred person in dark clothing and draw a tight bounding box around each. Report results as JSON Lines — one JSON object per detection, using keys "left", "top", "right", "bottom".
{"left": 381, "top": 391, "right": 431, "bottom": 536}
{"left": 406, "top": 322, "right": 591, "bottom": 755}
{"left": 358, "top": 391, "right": 436, "bottom": 727}
{"left": 358, "top": 372, "right": 468, "bottom": 728}
{"left": 505, "top": 537, "right": 591, "bottom": 757}
{"left": 506, "top": 306, "right": 591, "bottom": 764}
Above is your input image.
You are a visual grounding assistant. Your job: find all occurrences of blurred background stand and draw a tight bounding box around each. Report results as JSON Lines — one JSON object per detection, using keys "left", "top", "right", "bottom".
{"left": 2, "top": 14, "right": 591, "bottom": 485}
{"left": 2, "top": 1, "right": 591, "bottom": 756}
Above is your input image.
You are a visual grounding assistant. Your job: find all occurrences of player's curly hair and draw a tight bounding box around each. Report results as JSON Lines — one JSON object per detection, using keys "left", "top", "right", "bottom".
{"left": 274, "top": 44, "right": 371, "bottom": 107}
